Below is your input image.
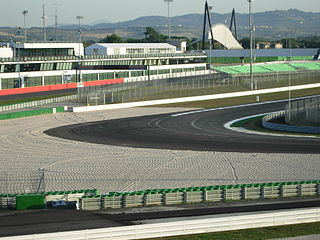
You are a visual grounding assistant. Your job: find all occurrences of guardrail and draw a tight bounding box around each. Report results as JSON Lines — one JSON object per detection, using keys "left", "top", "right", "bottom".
{"left": 262, "top": 110, "right": 320, "bottom": 134}
{"left": 0, "top": 95, "right": 76, "bottom": 113}
{"left": 79, "top": 180, "right": 320, "bottom": 211}
{"left": 1, "top": 207, "right": 319, "bottom": 240}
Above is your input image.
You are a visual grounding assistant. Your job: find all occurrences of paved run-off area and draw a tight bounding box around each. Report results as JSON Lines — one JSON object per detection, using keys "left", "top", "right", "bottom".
{"left": 0, "top": 107, "right": 319, "bottom": 194}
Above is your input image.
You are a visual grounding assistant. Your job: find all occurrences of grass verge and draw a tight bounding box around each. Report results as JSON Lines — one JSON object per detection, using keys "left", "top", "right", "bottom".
{"left": 154, "top": 87, "right": 320, "bottom": 109}
{"left": 147, "top": 221, "right": 320, "bottom": 240}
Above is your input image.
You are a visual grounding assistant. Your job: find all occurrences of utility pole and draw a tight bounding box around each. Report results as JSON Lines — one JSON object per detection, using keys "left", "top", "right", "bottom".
{"left": 22, "top": 10, "right": 28, "bottom": 42}
{"left": 164, "top": 0, "right": 173, "bottom": 41}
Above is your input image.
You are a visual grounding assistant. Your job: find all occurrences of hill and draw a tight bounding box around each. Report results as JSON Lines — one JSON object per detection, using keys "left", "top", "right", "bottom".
{"left": 0, "top": 9, "right": 319, "bottom": 42}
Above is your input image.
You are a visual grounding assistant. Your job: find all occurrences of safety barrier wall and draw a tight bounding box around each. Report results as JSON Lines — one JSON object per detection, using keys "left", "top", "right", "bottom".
{"left": 0, "top": 106, "right": 66, "bottom": 120}
{"left": 0, "top": 78, "right": 125, "bottom": 96}
{"left": 262, "top": 110, "right": 320, "bottom": 134}
{"left": 72, "top": 83, "right": 320, "bottom": 112}
{"left": 0, "top": 189, "right": 97, "bottom": 209}
{"left": 0, "top": 95, "right": 76, "bottom": 112}
{"left": 0, "top": 83, "right": 78, "bottom": 96}
{"left": 1, "top": 207, "right": 320, "bottom": 240}
{"left": 79, "top": 180, "right": 320, "bottom": 210}
{"left": 285, "top": 96, "right": 320, "bottom": 124}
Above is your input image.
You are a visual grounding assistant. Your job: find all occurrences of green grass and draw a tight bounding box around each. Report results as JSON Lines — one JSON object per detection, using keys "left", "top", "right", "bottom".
{"left": 147, "top": 222, "right": 320, "bottom": 240}
{"left": 230, "top": 116, "right": 264, "bottom": 128}
{"left": 0, "top": 93, "right": 75, "bottom": 106}
{"left": 155, "top": 87, "right": 320, "bottom": 109}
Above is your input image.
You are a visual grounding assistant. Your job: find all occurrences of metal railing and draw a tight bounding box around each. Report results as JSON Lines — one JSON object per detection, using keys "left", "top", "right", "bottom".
{"left": 0, "top": 95, "right": 76, "bottom": 113}
{"left": 0, "top": 52, "right": 207, "bottom": 63}
{"left": 78, "top": 70, "right": 320, "bottom": 106}
{"left": 285, "top": 96, "right": 320, "bottom": 125}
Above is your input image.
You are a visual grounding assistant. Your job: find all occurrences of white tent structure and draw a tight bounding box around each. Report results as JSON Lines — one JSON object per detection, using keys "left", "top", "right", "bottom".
{"left": 208, "top": 24, "right": 243, "bottom": 49}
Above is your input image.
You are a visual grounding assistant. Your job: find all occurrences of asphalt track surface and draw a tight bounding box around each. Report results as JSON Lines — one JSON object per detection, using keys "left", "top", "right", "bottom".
{"left": 1, "top": 199, "right": 319, "bottom": 237}
{"left": 45, "top": 101, "right": 320, "bottom": 154}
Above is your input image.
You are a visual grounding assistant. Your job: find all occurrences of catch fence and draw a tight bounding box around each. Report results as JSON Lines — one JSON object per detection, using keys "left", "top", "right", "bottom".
{"left": 0, "top": 169, "right": 45, "bottom": 195}
{"left": 285, "top": 96, "right": 320, "bottom": 125}
{"left": 78, "top": 70, "right": 320, "bottom": 106}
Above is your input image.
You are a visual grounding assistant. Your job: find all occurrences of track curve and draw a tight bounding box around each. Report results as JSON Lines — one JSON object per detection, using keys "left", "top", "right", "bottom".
{"left": 45, "top": 101, "right": 320, "bottom": 154}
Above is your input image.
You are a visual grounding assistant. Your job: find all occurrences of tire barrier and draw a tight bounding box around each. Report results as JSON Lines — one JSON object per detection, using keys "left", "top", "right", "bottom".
{"left": 1, "top": 181, "right": 319, "bottom": 211}
{"left": 0, "top": 189, "right": 97, "bottom": 210}
{"left": 79, "top": 181, "right": 320, "bottom": 211}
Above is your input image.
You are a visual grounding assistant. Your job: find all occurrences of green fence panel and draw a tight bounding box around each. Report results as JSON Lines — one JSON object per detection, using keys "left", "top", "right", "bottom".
{"left": 0, "top": 107, "right": 65, "bottom": 120}
{"left": 16, "top": 194, "right": 45, "bottom": 210}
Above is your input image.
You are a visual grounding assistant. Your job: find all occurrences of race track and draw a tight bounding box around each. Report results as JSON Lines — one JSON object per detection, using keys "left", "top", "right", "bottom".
{"left": 46, "top": 101, "right": 320, "bottom": 153}
{"left": 1, "top": 104, "right": 319, "bottom": 194}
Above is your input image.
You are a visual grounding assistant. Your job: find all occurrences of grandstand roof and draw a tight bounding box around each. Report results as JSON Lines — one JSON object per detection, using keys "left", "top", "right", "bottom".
{"left": 87, "top": 43, "right": 176, "bottom": 49}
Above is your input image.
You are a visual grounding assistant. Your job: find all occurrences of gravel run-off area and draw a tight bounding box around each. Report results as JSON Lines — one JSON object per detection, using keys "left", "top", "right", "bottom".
{"left": 0, "top": 107, "right": 319, "bottom": 194}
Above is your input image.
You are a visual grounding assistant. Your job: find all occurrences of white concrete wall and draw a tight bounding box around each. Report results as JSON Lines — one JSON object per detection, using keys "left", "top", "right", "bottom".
{"left": 0, "top": 47, "right": 14, "bottom": 58}
{"left": 1, "top": 207, "right": 319, "bottom": 240}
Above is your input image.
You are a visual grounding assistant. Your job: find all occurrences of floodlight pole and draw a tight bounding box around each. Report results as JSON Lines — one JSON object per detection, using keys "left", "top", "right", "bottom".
{"left": 288, "top": 26, "right": 296, "bottom": 123}
{"left": 41, "top": 4, "right": 47, "bottom": 42}
{"left": 164, "top": 0, "right": 173, "bottom": 40}
{"left": 22, "top": 10, "right": 28, "bottom": 42}
{"left": 54, "top": 7, "right": 58, "bottom": 41}
{"left": 248, "top": 0, "right": 255, "bottom": 91}
{"left": 76, "top": 16, "right": 83, "bottom": 83}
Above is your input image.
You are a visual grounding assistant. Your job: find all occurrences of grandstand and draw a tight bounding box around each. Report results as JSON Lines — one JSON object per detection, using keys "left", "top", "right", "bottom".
{"left": 214, "top": 62, "right": 320, "bottom": 75}
{"left": 291, "top": 62, "right": 320, "bottom": 71}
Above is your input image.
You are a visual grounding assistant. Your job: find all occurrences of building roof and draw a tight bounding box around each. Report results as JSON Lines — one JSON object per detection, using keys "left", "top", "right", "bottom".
{"left": 10, "top": 42, "right": 81, "bottom": 49}
{"left": 87, "top": 43, "right": 176, "bottom": 49}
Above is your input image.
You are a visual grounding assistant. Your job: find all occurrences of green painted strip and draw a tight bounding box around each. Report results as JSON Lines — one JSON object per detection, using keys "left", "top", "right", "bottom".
{"left": 0, "top": 106, "right": 65, "bottom": 120}
{"left": 230, "top": 115, "right": 264, "bottom": 128}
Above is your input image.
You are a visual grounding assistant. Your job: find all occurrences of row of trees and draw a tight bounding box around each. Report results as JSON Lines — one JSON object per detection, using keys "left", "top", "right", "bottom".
{"left": 96, "top": 27, "right": 320, "bottom": 50}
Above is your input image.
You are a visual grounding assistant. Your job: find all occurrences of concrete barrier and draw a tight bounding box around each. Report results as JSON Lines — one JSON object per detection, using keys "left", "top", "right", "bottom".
{"left": 1, "top": 207, "right": 319, "bottom": 240}
{"left": 71, "top": 83, "right": 320, "bottom": 112}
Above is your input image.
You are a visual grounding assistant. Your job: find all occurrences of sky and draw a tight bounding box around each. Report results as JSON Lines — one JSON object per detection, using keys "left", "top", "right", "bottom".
{"left": 1, "top": 0, "right": 319, "bottom": 27}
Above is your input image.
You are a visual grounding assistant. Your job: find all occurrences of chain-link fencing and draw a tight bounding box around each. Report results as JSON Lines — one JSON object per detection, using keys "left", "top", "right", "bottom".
{"left": 78, "top": 70, "right": 320, "bottom": 106}
{"left": 285, "top": 96, "right": 320, "bottom": 125}
{"left": 0, "top": 169, "right": 45, "bottom": 194}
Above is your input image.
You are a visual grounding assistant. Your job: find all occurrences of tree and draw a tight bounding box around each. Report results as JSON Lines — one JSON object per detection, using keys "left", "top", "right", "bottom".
{"left": 101, "top": 34, "right": 124, "bottom": 43}
{"left": 239, "top": 38, "right": 250, "bottom": 49}
{"left": 144, "top": 27, "right": 167, "bottom": 43}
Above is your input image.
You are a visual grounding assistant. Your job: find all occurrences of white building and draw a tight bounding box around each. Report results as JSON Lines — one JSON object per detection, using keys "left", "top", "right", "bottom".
{"left": 85, "top": 43, "right": 177, "bottom": 56}
{"left": 5, "top": 42, "right": 84, "bottom": 58}
{"left": 0, "top": 43, "right": 14, "bottom": 58}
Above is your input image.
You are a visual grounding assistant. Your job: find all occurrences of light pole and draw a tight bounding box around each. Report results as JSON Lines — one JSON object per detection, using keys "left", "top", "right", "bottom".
{"left": 16, "top": 27, "right": 22, "bottom": 88}
{"left": 164, "top": 0, "right": 173, "bottom": 41}
{"left": 41, "top": 4, "right": 47, "bottom": 42}
{"left": 54, "top": 6, "right": 58, "bottom": 41}
{"left": 288, "top": 26, "right": 296, "bottom": 123}
{"left": 22, "top": 10, "right": 28, "bottom": 42}
{"left": 76, "top": 16, "right": 83, "bottom": 83}
{"left": 248, "top": 0, "right": 258, "bottom": 101}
